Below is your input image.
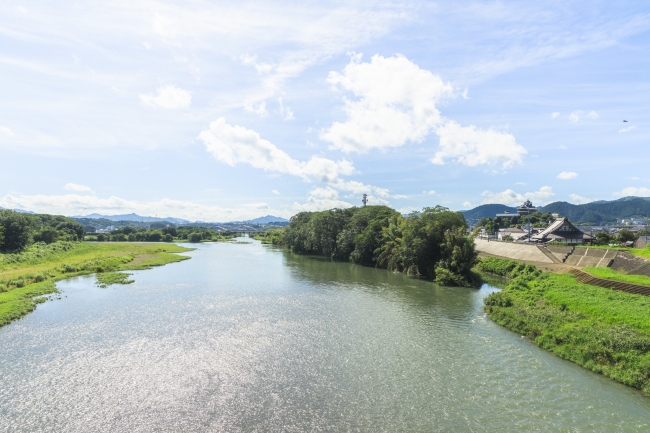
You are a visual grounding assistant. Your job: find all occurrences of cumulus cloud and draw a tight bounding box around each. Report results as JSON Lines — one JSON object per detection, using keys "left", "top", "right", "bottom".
{"left": 551, "top": 112, "right": 560, "bottom": 119}
{"left": 614, "top": 187, "right": 650, "bottom": 197}
{"left": 481, "top": 186, "right": 555, "bottom": 206}
{"left": 557, "top": 171, "right": 578, "bottom": 180}
{"left": 463, "top": 201, "right": 472, "bottom": 208}
{"left": 139, "top": 85, "right": 192, "bottom": 109}
{"left": 569, "top": 110, "right": 598, "bottom": 123}
{"left": 569, "top": 194, "right": 592, "bottom": 204}
{"left": 64, "top": 183, "right": 93, "bottom": 193}
{"left": 320, "top": 54, "right": 453, "bottom": 153}
{"left": 432, "top": 121, "right": 526, "bottom": 169}
{"left": 199, "top": 118, "right": 354, "bottom": 182}
{"left": 320, "top": 54, "right": 526, "bottom": 169}
{"left": 423, "top": 190, "right": 436, "bottom": 195}
{"left": 619, "top": 125, "right": 635, "bottom": 133}
{"left": 0, "top": 193, "right": 282, "bottom": 222}
{"left": 199, "top": 118, "right": 393, "bottom": 201}
{"left": 272, "top": 189, "right": 280, "bottom": 195}
{"left": 292, "top": 187, "right": 354, "bottom": 212}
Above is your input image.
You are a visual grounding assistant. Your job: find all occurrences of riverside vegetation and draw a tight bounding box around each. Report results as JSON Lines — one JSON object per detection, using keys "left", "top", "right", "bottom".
{"left": 256, "top": 205, "right": 480, "bottom": 287}
{"left": 0, "top": 241, "right": 193, "bottom": 326}
{"left": 479, "top": 256, "right": 650, "bottom": 394}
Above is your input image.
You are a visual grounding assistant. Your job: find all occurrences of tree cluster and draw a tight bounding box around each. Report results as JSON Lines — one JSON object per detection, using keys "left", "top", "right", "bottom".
{"left": 0, "top": 210, "right": 85, "bottom": 252}
{"left": 87, "top": 224, "right": 234, "bottom": 243}
{"left": 282, "top": 205, "right": 479, "bottom": 287}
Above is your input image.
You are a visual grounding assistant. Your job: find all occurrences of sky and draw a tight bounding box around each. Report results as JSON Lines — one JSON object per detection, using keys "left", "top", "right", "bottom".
{"left": 1, "top": 0, "right": 650, "bottom": 222}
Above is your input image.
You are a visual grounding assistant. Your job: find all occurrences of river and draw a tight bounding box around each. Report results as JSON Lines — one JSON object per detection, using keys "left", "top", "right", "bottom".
{"left": 1, "top": 240, "right": 649, "bottom": 432}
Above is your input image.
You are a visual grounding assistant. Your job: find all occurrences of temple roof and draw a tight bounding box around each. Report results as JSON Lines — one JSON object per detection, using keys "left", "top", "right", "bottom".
{"left": 532, "top": 217, "right": 595, "bottom": 241}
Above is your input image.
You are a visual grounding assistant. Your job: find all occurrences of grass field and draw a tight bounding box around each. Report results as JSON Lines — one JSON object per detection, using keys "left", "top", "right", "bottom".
{"left": 478, "top": 256, "right": 650, "bottom": 394}
{"left": 584, "top": 267, "right": 650, "bottom": 287}
{"left": 0, "top": 241, "right": 193, "bottom": 327}
{"left": 576, "top": 244, "right": 650, "bottom": 260}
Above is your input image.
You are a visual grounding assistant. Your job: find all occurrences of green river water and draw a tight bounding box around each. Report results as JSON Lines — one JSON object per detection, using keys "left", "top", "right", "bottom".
{"left": 1, "top": 240, "right": 649, "bottom": 432}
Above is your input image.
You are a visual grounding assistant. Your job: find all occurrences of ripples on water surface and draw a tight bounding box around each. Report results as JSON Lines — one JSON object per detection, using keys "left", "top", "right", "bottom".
{"left": 1, "top": 240, "right": 650, "bottom": 432}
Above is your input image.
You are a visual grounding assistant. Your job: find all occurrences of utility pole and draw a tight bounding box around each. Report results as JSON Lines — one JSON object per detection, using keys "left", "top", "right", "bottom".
{"left": 362, "top": 194, "right": 368, "bottom": 207}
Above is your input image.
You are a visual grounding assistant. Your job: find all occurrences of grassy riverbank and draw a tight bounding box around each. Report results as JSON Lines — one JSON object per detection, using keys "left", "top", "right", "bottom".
{"left": 0, "top": 241, "right": 193, "bottom": 327}
{"left": 478, "top": 257, "right": 650, "bottom": 394}
{"left": 584, "top": 267, "right": 650, "bottom": 287}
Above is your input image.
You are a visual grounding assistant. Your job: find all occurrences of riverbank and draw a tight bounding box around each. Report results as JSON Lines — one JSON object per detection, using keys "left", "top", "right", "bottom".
{"left": 0, "top": 241, "right": 193, "bottom": 327}
{"left": 478, "top": 257, "right": 650, "bottom": 394}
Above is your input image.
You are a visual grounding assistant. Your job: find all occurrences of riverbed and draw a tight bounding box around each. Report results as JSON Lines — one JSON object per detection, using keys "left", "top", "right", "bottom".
{"left": 1, "top": 240, "right": 649, "bottom": 432}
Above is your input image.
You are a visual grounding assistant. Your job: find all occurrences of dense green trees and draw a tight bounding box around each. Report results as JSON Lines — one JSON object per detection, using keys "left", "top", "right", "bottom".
{"left": 282, "top": 205, "right": 479, "bottom": 287}
{"left": 0, "top": 211, "right": 32, "bottom": 251}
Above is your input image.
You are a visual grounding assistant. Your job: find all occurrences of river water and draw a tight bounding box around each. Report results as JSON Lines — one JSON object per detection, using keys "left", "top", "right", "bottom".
{"left": 1, "top": 240, "right": 650, "bottom": 432}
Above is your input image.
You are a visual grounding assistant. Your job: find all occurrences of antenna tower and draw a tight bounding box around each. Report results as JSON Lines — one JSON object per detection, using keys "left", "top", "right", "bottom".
{"left": 362, "top": 194, "right": 368, "bottom": 207}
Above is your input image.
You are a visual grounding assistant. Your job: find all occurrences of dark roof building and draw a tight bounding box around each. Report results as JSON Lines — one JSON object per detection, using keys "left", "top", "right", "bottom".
{"left": 517, "top": 200, "right": 537, "bottom": 216}
{"left": 531, "top": 218, "right": 595, "bottom": 244}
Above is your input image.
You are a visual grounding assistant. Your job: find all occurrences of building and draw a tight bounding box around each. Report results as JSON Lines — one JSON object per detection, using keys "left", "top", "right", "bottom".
{"left": 636, "top": 236, "right": 650, "bottom": 249}
{"left": 531, "top": 218, "right": 595, "bottom": 244}
{"left": 495, "top": 211, "right": 518, "bottom": 219}
{"left": 497, "top": 227, "right": 526, "bottom": 241}
{"left": 517, "top": 200, "right": 537, "bottom": 216}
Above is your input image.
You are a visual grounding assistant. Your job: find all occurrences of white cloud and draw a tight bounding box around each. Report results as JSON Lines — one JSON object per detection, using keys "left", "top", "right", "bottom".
{"left": 462, "top": 88, "right": 469, "bottom": 99}
{"left": 619, "top": 125, "right": 635, "bottom": 133}
{"left": 139, "top": 85, "right": 192, "bottom": 109}
{"left": 432, "top": 120, "right": 526, "bottom": 169}
{"left": 199, "top": 118, "right": 355, "bottom": 182}
{"left": 551, "top": 112, "right": 560, "bottom": 119}
{"left": 463, "top": 201, "right": 472, "bottom": 208}
{"left": 292, "top": 187, "right": 354, "bottom": 212}
{"left": 569, "top": 194, "right": 592, "bottom": 204}
{"left": 0, "top": 126, "right": 13, "bottom": 137}
{"left": 557, "top": 171, "right": 578, "bottom": 180}
{"left": 278, "top": 98, "right": 294, "bottom": 121}
{"left": 272, "top": 189, "right": 280, "bottom": 195}
{"left": 481, "top": 186, "right": 555, "bottom": 206}
{"left": 64, "top": 183, "right": 93, "bottom": 193}
{"left": 244, "top": 101, "right": 268, "bottom": 117}
{"left": 614, "top": 187, "right": 650, "bottom": 197}
{"left": 199, "top": 118, "right": 393, "bottom": 202}
{"left": 321, "top": 54, "right": 453, "bottom": 153}
{"left": 515, "top": 182, "right": 527, "bottom": 186}
{"left": 423, "top": 190, "right": 436, "bottom": 195}
{"left": 398, "top": 206, "right": 419, "bottom": 214}
{"left": 569, "top": 110, "right": 598, "bottom": 123}
{"left": 558, "top": 145, "right": 567, "bottom": 150}
{"left": 0, "top": 193, "right": 286, "bottom": 222}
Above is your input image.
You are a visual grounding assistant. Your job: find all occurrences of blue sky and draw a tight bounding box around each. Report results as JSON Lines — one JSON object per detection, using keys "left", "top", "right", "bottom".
{"left": 1, "top": 1, "right": 649, "bottom": 221}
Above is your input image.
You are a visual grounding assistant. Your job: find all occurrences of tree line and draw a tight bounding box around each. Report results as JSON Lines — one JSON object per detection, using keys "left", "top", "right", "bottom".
{"left": 0, "top": 210, "right": 85, "bottom": 252}
{"left": 85, "top": 225, "right": 234, "bottom": 243}
{"left": 258, "top": 205, "right": 479, "bottom": 287}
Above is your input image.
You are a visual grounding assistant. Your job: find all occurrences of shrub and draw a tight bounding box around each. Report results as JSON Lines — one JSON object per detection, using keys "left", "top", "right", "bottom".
{"left": 188, "top": 232, "right": 202, "bottom": 243}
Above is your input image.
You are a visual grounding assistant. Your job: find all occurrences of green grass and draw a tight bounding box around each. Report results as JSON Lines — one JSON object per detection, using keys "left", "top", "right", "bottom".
{"left": 584, "top": 267, "right": 650, "bottom": 287}
{"left": 0, "top": 241, "right": 194, "bottom": 327}
{"left": 484, "top": 259, "right": 650, "bottom": 394}
{"left": 576, "top": 244, "right": 650, "bottom": 260}
{"left": 95, "top": 272, "right": 134, "bottom": 288}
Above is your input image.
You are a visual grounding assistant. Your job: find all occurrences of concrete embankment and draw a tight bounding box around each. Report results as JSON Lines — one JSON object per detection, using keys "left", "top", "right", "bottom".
{"left": 474, "top": 239, "right": 554, "bottom": 263}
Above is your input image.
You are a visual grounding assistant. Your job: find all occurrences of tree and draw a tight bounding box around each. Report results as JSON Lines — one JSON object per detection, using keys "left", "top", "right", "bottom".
{"left": 617, "top": 229, "right": 636, "bottom": 243}
{"left": 189, "top": 232, "right": 202, "bottom": 243}
{"left": 595, "top": 231, "right": 613, "bottom": 245}
{"left": 33, "top": 226, "right": 58, "bottom": 244}
{"left": 0, "top": 210, "right": 32, "bottom": 252}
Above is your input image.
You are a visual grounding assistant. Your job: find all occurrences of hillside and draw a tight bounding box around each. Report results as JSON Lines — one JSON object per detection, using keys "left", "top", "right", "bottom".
{"left": 540, "top": 197, "right": 650, "bottom": 224}
{"left": 461, "top": 204, "right": 517, "bottom": 224}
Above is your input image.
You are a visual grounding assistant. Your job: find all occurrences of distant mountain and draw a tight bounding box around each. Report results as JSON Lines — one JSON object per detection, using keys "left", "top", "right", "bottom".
{"left": 461, "top": 204, "right": 517, "bottom": 224}
{"left": 243, "top": 215, "right": 289, "bottom": 224}
{"left": 0, "top": 206, "right": 35, "bottom": 214}
{"left": 539, "top": 197, "right": 650, "bottom": 224}
{"left": 74, "top": 213, "right": 190, "bottom": 224}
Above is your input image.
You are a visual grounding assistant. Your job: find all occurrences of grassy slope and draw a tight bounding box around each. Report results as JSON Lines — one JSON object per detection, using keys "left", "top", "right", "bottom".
{"left": 0, "top": 242, "right": 193, "bottom": 327}
{"left": 576, "top": 244, "right": 650, "bottom": 260}
{"left": 478, "top": 257, "right": 650, "bottom": 394}
{"left": 584, "top": 267, "right": 650, "bottom": 287}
